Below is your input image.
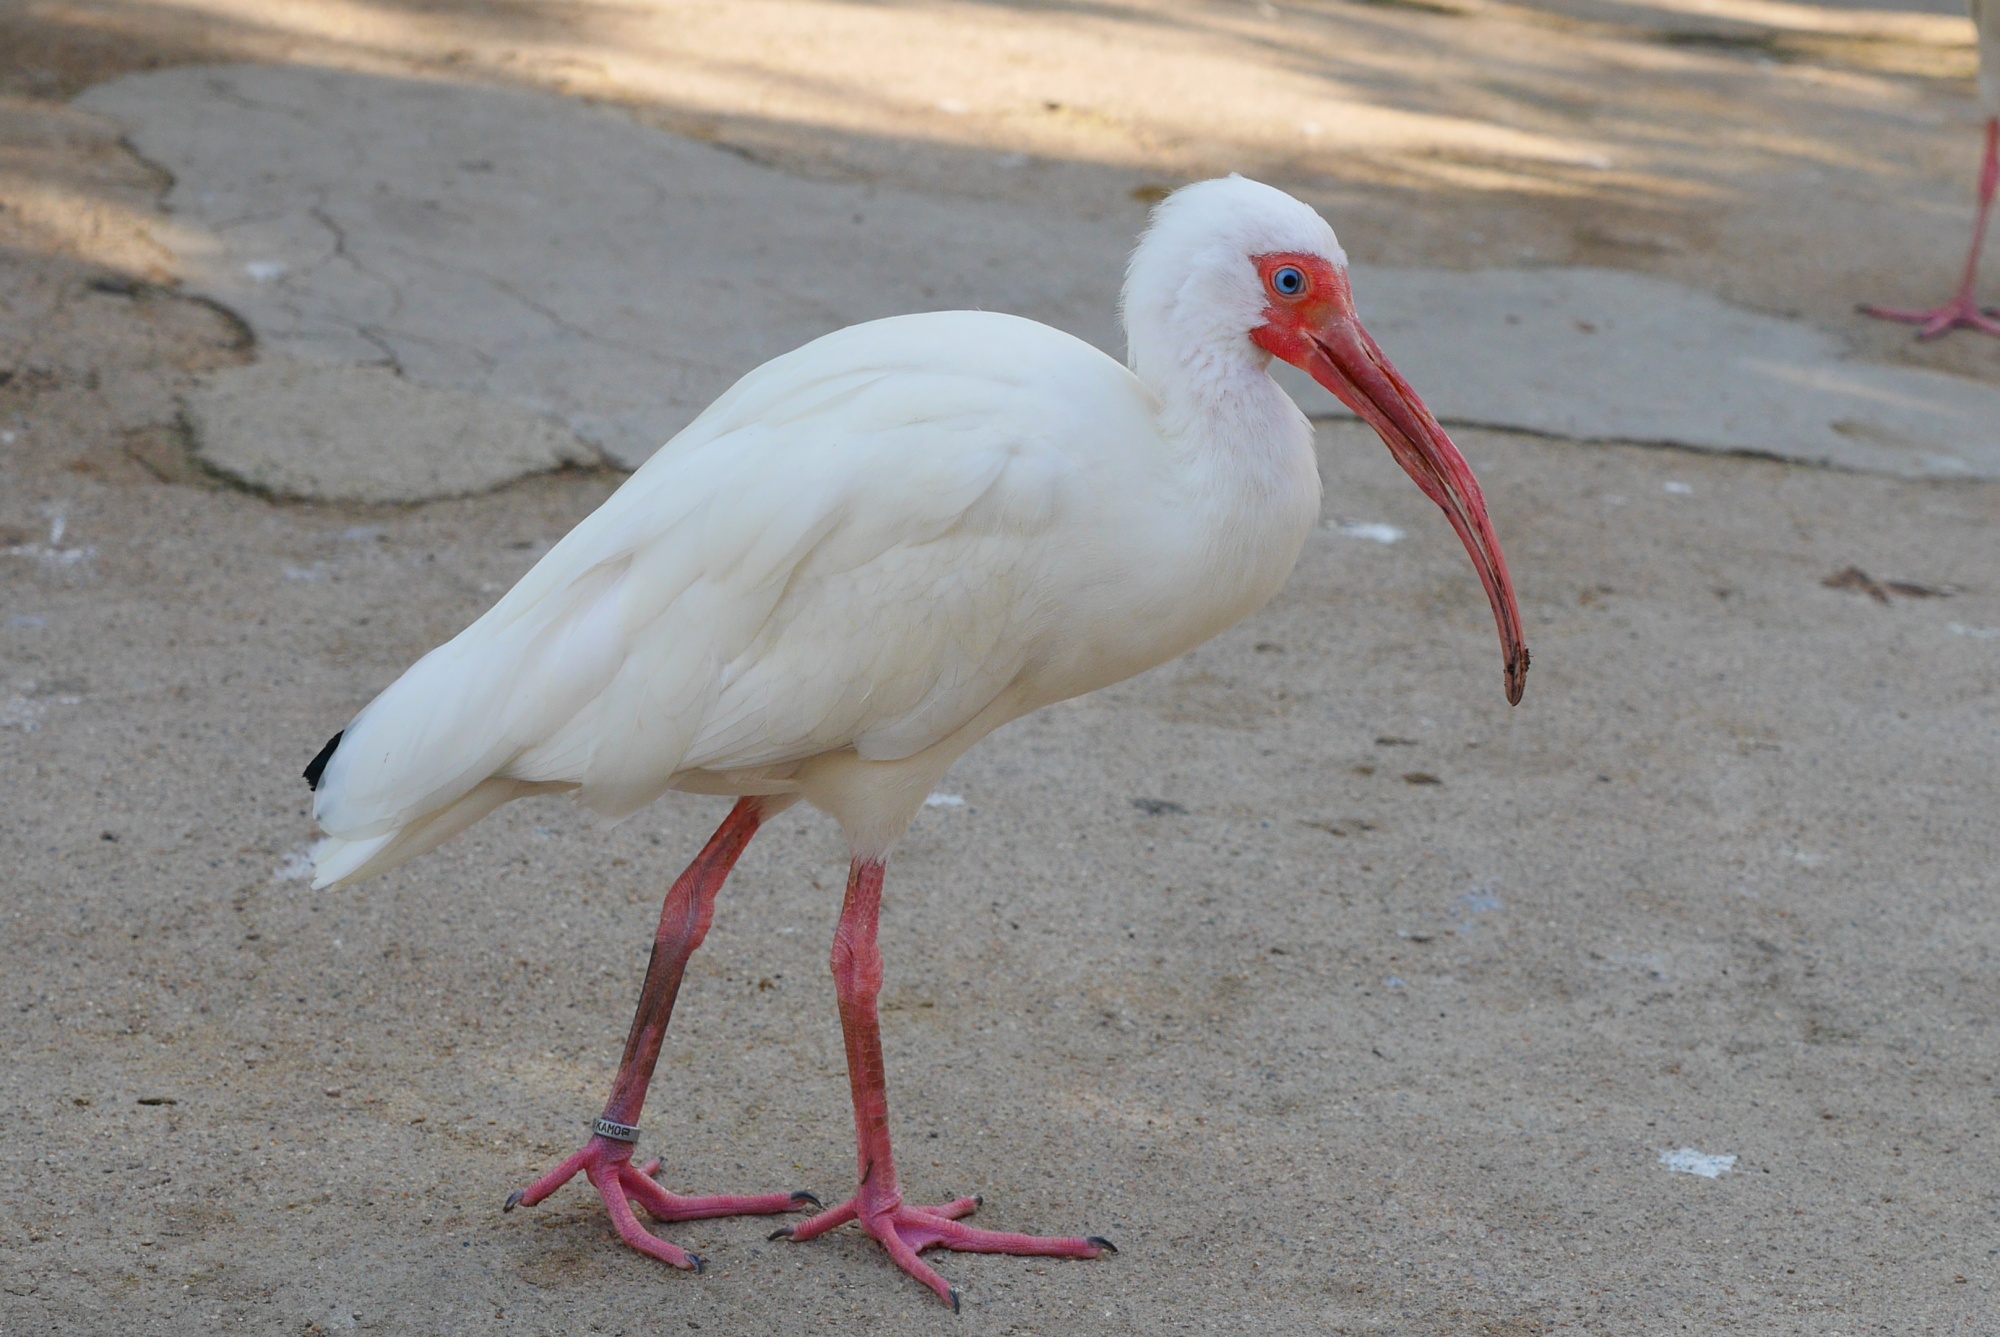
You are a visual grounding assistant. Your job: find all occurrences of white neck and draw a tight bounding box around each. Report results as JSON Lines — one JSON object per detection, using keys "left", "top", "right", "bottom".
{"left": 1119, "top": 175, "right": 1343, "bottom": 471}
{"left": 1130, "top": 326, "right": 1305, "bottom": 462}
{"left": 1123, "top": 254, "right": 1319, "bottom": 515}
{"left": 1124, "top": 276, "right": 1324, "bottom": 668}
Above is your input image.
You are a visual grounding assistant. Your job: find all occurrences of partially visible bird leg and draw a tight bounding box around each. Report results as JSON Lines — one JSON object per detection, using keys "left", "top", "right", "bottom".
{"left": 774, "top": 857, "right": 1112, "bottom": 1309}
{"left": 1861, "top": 117, "right": 2000, "bottom": 339}
{"left": 504, "top": 796, "right": 813, "bottom": 1270}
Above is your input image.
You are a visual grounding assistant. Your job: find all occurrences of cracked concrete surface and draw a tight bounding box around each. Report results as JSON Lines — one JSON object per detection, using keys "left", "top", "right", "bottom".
{"left": 182, "top": 356, "right": 600, "bottom": 502}
{"left": 79, "top": 64, "right": 1126, "bottom": 482}
{"left": 1279, "top": 267, "right": 2000, "bottom": 480}
{"left": 72, "top": 62, "right": 2000, "bottom": 498}
{"left": 10, "top": 4, "right": 2000, "bottom": 1331}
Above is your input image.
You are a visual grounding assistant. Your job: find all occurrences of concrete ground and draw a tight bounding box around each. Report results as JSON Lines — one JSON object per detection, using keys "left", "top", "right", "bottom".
{"left": 67, "top": 61, "right": 2000, "bottom": 488}
{"left": 4, "top": 1, "right": 2000, "bottom": 1334}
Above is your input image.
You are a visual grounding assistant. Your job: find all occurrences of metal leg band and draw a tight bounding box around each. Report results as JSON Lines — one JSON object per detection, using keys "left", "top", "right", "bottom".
{"left": 592, "top": 1117, "right": 640, "bottom": 1143}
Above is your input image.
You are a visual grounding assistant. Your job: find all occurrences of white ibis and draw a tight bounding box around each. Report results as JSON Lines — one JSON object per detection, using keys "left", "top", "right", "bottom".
{"left": 302, "top": 175, "right": 1529, "bottom": 1309}
{"left": 1861, "top": 0, "right": 2000, "bottom": 338}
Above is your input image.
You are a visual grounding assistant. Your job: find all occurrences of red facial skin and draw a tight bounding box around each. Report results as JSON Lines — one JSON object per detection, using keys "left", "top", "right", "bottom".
{"left": 1249, "top": 252, "right": 1531, "bottom": 706}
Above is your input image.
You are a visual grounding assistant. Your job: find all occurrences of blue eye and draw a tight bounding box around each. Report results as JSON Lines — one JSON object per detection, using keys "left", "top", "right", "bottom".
{"left": 1271, "top": 265, "right": 1307, "bottom": 297}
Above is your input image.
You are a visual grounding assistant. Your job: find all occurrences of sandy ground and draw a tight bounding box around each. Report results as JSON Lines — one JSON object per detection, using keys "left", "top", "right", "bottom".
{"left": 4, "top": 1, "right": 2000, "bottom": 1334}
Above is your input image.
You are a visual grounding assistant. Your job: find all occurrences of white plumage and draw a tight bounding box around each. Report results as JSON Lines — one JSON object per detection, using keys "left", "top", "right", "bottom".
{"left": 311, "top": 180, "right": 1364, "bottom": 887}
{"left": 302, "top": 175, "right": 1529, "bottom": 1305}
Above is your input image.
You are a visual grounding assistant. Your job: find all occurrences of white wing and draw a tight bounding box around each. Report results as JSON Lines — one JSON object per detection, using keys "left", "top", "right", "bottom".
{"left": 311, "top": 311, "right": 1158, "bottom": 884}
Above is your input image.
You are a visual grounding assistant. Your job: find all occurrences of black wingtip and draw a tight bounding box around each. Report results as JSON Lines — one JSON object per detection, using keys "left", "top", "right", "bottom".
{"left": 303, "top": 730, "right": 343, "bottom": 791}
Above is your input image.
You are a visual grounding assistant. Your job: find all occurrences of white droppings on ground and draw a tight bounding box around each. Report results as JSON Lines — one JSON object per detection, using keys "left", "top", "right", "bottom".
{"left": 1334, "top": 521, "right": 1405, "bottom": 544}
{"left": 245, "top": 260, "right": 289, "bottom": 282}
{"left": 34, "top": 546, "right": 95, "bottom": 570}
{"left": 1659, "top": 1148, "right": 1737, "bottom": 1178}
{"left": 1, "top": 697, "right": 46, "bottom": 731}
{"left": 1383, "top": 975, "right": 1407, "bottom": 989}
{"left": 1663, "top": 481, "right": 1693, "bottom": 495}
{"left": 272, "top": 847, "right": 318, "bottom": 882}
{"left": 1458, "top": 888, "right": 1504, "bottom": 914}
{"left": 3, "top": 512, "right": 96, "bottom": 571}
{"left": 282, "top": 564, "right": 331, "bottom": 582}
{"left": 1947, "top": 623, "right": 2000, "bottom": 641}
{"left": 925, "top": 792, "right": 966, "bottom": 808}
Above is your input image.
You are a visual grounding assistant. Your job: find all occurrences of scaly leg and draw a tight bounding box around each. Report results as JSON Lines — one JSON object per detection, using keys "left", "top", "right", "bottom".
{"left": 504, "top": 797, "right": 815, "bottom": 1270}
{"left": 773, "top": 857, "right": 1113, "bottom": 1309}
{"left": 1861, "top": 117, "right": 2000, "bottom": 339}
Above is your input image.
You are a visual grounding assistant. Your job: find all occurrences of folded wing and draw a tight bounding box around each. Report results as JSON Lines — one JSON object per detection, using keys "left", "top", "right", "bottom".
{"left": 310, "top": 312, "right": 1147, "bottom": 886}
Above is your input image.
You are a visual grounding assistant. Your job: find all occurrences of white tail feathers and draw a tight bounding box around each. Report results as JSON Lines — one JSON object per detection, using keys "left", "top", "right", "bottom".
{"left": 310, "top": 777, "right": 571, "bottom": 888}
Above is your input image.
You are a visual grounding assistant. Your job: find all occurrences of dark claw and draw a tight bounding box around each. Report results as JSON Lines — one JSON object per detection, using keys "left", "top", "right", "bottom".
{"left": 768, "top": 1226, "right": 795, "bottom": 1242}
{"left": 1087, "top": 1235, "right": 1119, "bottom": 1254}
{"left": 949, "top": 1287, "right": 962, "bottom": 1314}
{"left": 973, "top": 1194, "right": 984, "bottom": 1208}
{"left": 503, "top": 1190, "right": 524, "bottom": 1213}
{"left": 790, "top": 1190, "right": 822, "bottom": 1209}
{"left": 690, "top": 1253, "right": 705, "bottom": 1275}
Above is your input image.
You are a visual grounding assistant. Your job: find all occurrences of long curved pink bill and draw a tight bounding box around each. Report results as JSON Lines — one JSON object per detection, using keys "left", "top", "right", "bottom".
{"left": 1304, "top": 319, "right": 1530, "bottom": 706}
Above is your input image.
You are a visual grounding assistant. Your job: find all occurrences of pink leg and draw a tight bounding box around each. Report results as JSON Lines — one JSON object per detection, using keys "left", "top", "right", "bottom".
{"left": 772, "top": 858, "right": 1113, "bottom": 1309}
{"left": 1861, "top": 117, "right": 2000, "bottom": 339}
{"left": 504, "top": 797, "right": 814, "bottom": 1271}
